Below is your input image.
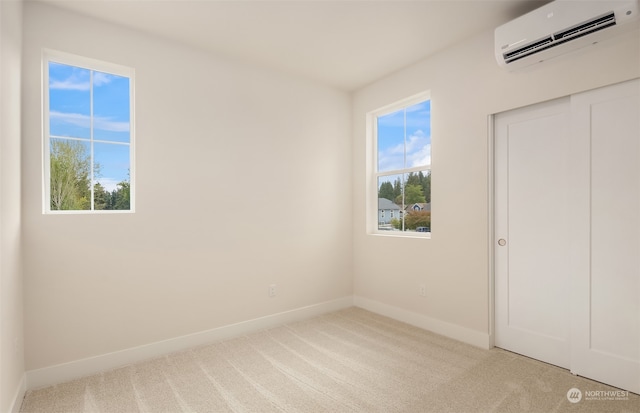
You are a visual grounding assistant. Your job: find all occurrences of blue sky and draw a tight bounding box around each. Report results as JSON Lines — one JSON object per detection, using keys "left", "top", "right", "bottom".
{"left": 49, "top": 62, "right": 131, "bottom": 191}
{"left": 377, "top": 99, "right": 431, "bottom": 186}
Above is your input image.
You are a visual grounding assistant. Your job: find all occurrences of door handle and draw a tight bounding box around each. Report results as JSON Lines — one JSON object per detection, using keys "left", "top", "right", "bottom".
{"left": 498, "top": 239, "right": 507, "bottom": 246}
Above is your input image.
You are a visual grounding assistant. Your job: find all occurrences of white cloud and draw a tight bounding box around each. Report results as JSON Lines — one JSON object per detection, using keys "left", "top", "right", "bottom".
{"left": 409, "top": 144, "right": 431, "bottom": 168}
{"left": 50, "top": 111, "right": 129, "bottom": 132}
{"left": 49, "top": 78, "right": 90, "bottom": 91}
{"left": 406, "top": 130, "right": 430, "bottom": 167}
{"left": 50, "top": 111, "right": 90, "bottom": 128}
{"left": 49, "top": 71, "right": 113, "bottom": 90}
{"left": 377, "top": 150, "right": 403, "bottom": 172}
{"left": 387, "top": 142, "right": 405, "bottom": 156}
{"left": 378, "top": 130, "right": 430, "bottom": 171}
{"left": 93, "top": 72, "right": 112, "bottom": 87}
{"left": 94, "top": 117, "right": 130, "bottom": 133}
{"left": 405, "top": 130, "right": 427, "bottom": 151}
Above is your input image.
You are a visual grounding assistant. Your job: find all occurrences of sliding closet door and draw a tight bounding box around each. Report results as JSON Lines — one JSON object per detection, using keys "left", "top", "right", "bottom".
{"left": 494, "top": 98, "right": 571, "bottom": 369}
{"left": 570, "top": 79, "right": 640, "bottom": 394}
{"left": 495, "top": 79, "right": 639, "bottom": 393}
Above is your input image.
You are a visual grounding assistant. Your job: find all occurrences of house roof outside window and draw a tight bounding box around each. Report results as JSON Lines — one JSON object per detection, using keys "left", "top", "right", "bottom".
{"left": 378, "top": 198, "right": 400, "bottom": 210}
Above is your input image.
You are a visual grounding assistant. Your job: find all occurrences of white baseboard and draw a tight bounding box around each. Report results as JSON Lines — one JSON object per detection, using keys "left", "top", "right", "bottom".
{"left": 26, "top": 296, "right": 354, "bottom": 390}
{"left": 25, "top": 296, "right": 489, "bottom": 391}
{"left": 9, "top": 373, "right": 26, "bottom": 413}
{"left": 353, "top": 296, "right": 490, "bottom": 349}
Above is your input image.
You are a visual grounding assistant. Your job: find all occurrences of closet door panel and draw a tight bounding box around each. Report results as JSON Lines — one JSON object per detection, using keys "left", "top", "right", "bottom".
{"left": 571, "top": 79, "right": 640, "bottom": 394}
{"left": 494, "top": 98, "right": 571, "bottom": 369}
{"left": 590, "top": 94, "right": 639, "bottom": 359}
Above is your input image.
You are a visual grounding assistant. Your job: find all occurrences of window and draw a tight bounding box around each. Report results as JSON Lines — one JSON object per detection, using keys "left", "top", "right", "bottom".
{"left": 43, "top": 50, "right": 134, "bottom": 213}
{"left": 369, "top": 92, "right": 431, "bottom": 235}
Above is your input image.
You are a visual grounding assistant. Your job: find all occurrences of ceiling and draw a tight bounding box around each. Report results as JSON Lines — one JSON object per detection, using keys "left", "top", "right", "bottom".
{"left": 35, "top": 0, "right": 549, "bottom": 91}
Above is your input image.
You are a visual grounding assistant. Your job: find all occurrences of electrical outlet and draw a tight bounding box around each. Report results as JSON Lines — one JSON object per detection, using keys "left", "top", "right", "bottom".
{"left": 269, "top": 284, "right": 277, "bottom": 297}
{"left": 419, "top": 284, "right": 427, "bottom": 297}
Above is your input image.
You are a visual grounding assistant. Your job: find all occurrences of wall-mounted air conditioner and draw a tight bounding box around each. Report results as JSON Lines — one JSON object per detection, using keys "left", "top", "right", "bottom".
{"left": 495, "top": 0, "right": 639, "bottom": 71}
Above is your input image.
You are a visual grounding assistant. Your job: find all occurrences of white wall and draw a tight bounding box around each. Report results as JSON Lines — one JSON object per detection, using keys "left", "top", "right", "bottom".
{"left": 0, "top": 0, "right": 25, "bottom": 411}
{"left": 22, "top": 2, "right": 352, "bottom": 373}
{"left": 352, "top": 24, "right": 640, "bottom": 346}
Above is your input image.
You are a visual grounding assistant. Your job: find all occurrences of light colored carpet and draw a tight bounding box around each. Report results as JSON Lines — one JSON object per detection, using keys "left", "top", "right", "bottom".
{"left": 20, "top": 307, "right": 640, "bottom": 413}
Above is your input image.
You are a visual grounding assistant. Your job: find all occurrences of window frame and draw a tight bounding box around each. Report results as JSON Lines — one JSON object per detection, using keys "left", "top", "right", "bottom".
{"left": 42, "top": 49, "right": 135, "bottom": 214}
{"left": 367, "top": 90, "right": 431, "bottom": 238}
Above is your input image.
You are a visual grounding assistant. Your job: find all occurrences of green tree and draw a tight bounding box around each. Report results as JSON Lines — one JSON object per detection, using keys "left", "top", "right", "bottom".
{"left": 422, "top": 171, "right": 431, "bottom": 203}
{"left": 378, "top": 181, "right": 394, "bottom": 201}
{"left": 393, "top": 177, "right": 402, "bottom": 201}
{"left": 112, "top": 181, "right": 130, "bottom": 210}
{"left": 404, "top": 184, "right": 426, "bottom": 204}
{"left": 50, "top": 140, "right": 91, "bottom": 210}
{"left": 406, "top": 172, "right": 421, "bottom": 187}
{"left": 93, "top": 182, "right": 111, "bottom": 210}
{"left": 405, "top": 210, "right": 431, "bottom": 230}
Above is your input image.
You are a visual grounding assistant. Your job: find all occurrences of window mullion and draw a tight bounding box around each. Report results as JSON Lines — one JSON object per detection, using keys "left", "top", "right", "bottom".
{"left": 403, "top": 165, "right": 431, "bottom": 174}
{"left": 90, "top": 70, "right": 95, "bottom": 211}
{"left": 402, "top": 108, "right": 407, "bottom": 231}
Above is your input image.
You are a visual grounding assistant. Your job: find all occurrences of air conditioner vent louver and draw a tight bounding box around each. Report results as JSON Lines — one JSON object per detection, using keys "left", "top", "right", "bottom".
{"left": 554, "top": 12, "right": 616, "bottom": 40}
{"left": 504, "top": 37, "right": 554, "bottom": 62}
{"left": 502, "top": 10, "right": 622, "bottom": 65}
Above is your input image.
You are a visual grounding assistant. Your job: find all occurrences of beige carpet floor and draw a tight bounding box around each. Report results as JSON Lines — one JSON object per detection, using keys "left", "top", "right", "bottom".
{"left": 20, "top": 307, "right": 640, "bottom": 413}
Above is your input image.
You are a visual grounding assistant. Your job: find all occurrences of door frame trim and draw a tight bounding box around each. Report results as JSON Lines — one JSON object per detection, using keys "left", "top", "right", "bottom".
{"left": 487, "top": 114, "right": 496, "bottom": 349}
